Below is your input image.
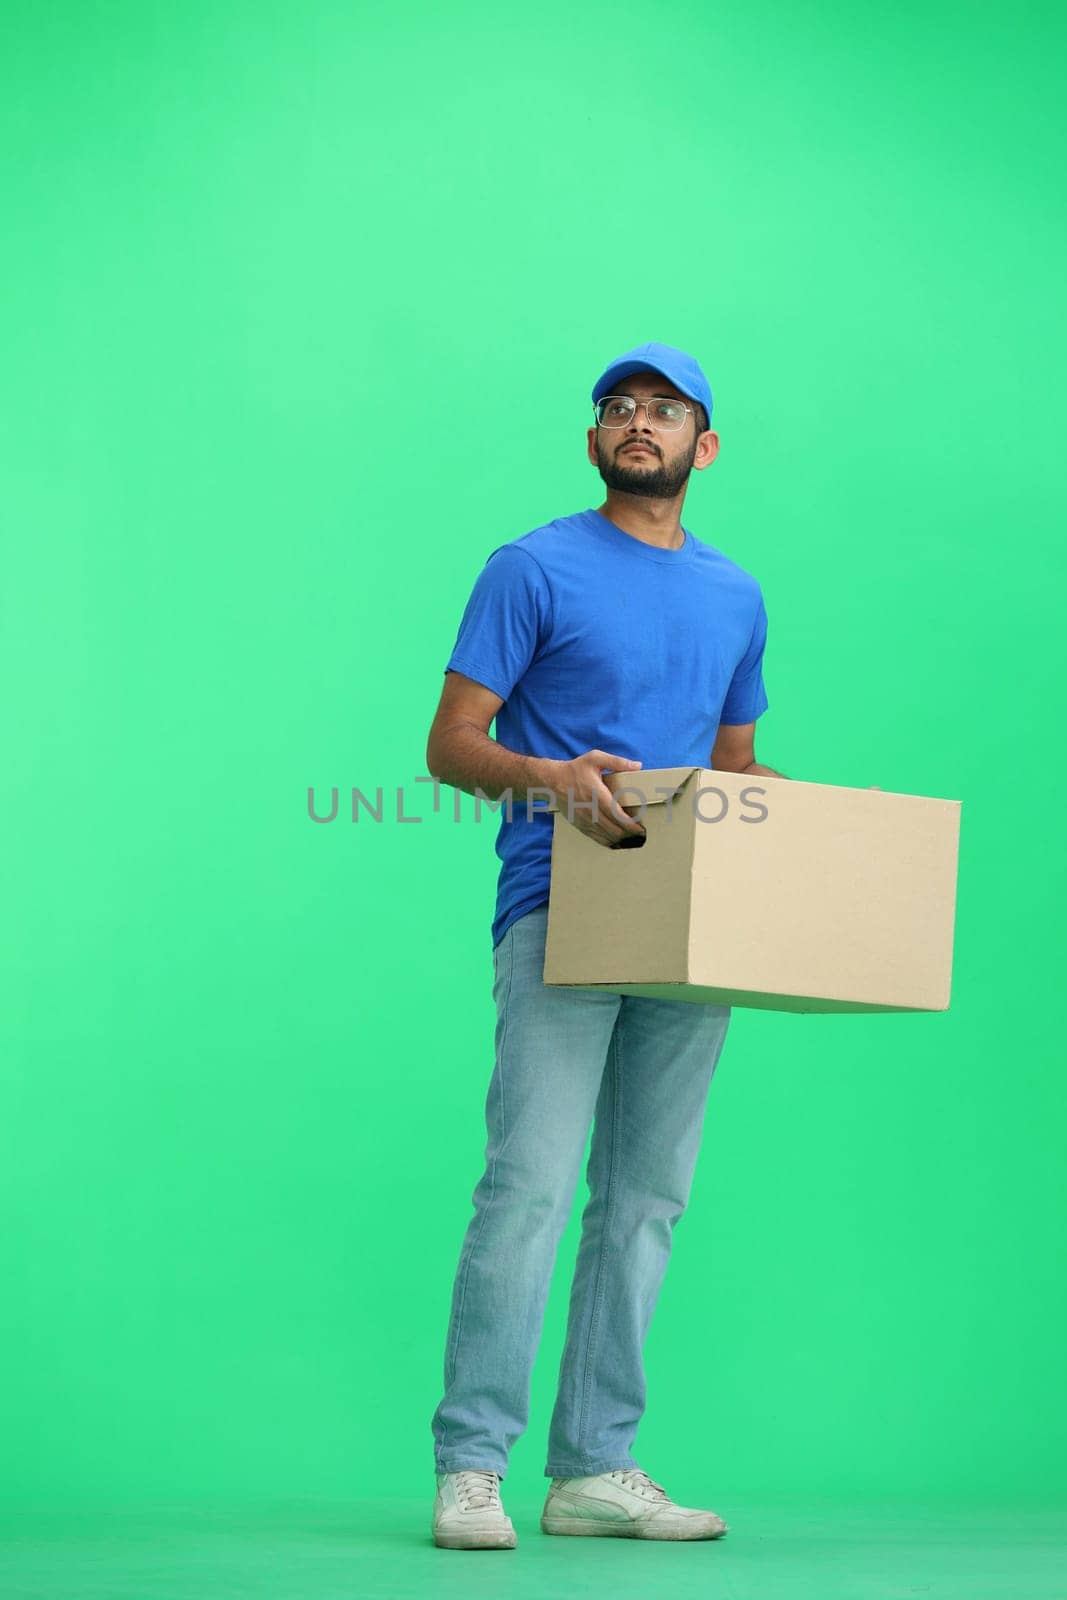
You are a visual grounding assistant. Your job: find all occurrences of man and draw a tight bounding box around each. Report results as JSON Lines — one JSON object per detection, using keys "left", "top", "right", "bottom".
{"left": 426, "top": 341, "right": 785, "bottom": 1551}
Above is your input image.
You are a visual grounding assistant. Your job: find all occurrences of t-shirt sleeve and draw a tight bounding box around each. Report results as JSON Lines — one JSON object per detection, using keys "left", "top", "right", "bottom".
{"left": 443, "top": 544, "right": 552, "bottom": 703}
{"left": 719, "top": 592, "right": 770, "bottom": 725}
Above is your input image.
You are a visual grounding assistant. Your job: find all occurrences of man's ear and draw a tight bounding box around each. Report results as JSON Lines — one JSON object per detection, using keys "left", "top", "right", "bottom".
{"left": 586, "top": 425, "right": 599, "bottom": 465}
{"left": 692, "top": 430, "right": 720, "bottom": 471}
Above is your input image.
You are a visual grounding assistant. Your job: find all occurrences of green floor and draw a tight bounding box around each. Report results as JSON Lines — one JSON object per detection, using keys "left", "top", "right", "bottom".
{"left": 1, "top": 1498, "right": 1065, "bottom": 1600}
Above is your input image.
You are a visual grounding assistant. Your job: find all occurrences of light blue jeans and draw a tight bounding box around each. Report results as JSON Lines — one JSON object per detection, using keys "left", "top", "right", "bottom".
{"left": 430, "top": 903, "right": 732, "bottom": 1481}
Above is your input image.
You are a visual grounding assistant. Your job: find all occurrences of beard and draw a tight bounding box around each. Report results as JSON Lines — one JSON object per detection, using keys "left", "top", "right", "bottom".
{"left": 595, "top": 435, "right": 697, "bottom": 499}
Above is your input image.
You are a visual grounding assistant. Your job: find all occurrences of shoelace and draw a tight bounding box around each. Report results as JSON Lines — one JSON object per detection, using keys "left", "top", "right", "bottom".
{"left": 455, "top": 1469, "right": 502, "bottom": 1510}
{"left": 610, "top": 1467, "right": 671, "bottom": 1502}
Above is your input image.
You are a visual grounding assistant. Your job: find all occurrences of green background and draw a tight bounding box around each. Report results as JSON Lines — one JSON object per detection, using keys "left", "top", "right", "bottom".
{"left": 3, "top": 0, "right": 1065, "bottom": 1529}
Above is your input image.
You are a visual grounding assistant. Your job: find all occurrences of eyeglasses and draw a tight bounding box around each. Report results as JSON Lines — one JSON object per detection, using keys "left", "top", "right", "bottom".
{"left": 594, "top": 394, "right": 693, "bottom": 432}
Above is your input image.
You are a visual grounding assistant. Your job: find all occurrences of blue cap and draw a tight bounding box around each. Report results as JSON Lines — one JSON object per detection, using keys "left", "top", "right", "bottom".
{"left": 591, "top": 340, "right": 713, "bottom": 426}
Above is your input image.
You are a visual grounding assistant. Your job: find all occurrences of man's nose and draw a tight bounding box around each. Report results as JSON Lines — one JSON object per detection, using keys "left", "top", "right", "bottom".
{"left": 625, "top": 406, "right": 654, "bottom": 433}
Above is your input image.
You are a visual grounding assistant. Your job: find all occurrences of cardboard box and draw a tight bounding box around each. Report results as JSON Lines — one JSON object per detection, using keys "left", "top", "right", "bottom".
{"left": 542, "top": 766, "right": 961, "bottom": 1014}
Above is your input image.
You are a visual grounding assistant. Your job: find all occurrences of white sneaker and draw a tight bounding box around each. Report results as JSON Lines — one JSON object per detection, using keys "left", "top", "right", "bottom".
{"left": 541, "top": 1466, "right": 729, "bottom": 1540}
{"left": 432, "top": 1469, "right": 517, "bottom": 1549}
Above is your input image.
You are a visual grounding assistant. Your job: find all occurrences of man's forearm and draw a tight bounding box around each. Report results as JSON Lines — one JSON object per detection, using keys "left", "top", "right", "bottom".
{"left": 428, "top": 724, "right": 559, "bottom": 802}
{"left": 429, "top": 730, "right": 788, "bottom": 794}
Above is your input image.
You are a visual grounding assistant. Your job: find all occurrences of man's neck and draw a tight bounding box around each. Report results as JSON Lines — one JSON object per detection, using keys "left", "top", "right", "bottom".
{"left": 595, "top": 495, "right": 686, "bottom": 551}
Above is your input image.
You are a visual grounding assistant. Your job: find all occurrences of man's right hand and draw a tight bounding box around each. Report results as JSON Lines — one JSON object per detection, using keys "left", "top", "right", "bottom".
{"left": 542, "top": 750, "right": 648, "bottom": 848}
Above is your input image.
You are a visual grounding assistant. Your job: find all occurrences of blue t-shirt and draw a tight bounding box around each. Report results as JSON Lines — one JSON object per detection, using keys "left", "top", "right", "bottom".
{"left": 443, "top": 506, "right": 770, "bottom": 950}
